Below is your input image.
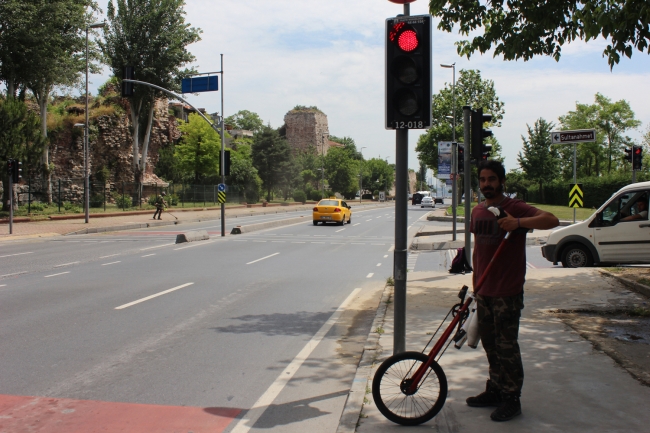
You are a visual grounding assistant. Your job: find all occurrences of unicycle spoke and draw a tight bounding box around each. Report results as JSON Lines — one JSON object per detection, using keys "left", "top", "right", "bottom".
{"left": 373, "top": 351, "right": 448, "bottom": 426}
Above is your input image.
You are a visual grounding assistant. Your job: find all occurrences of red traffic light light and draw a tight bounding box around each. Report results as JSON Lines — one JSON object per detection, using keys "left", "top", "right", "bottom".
{"left": 634, "top": 147, "right": 642, "bottom": 156}
{"left": 398, "top": 30, "right": 418, "bottom": 52}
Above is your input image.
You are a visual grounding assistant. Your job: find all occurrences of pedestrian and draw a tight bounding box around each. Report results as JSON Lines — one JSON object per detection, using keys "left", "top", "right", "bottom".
{"left": 153, "top": 191, "right": 167, "bottom": 220}
{"left": 466, "top": 160, "right": 559, "bottom": 422}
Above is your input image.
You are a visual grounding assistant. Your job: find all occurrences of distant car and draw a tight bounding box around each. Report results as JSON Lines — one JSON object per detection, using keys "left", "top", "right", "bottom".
{"left": 434, "top": 197, "right": 444, "bottom": 204}
{"left": 412, "top": 193, "right": 424, "bottom": 205}
{"left": 420, "top": 197, "right": 434, "bottom": 208}
{"left": 313, "top": 199, "right": 352, "bottom": 225}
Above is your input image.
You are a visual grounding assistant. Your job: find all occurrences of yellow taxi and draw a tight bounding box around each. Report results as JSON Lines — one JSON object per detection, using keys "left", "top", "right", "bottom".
{"left": 313, "top": 199, "right": 352, "bottom": 225}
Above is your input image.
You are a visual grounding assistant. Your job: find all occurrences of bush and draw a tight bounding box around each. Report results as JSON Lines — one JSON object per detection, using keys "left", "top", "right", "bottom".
{"left": 113, "top": 193, "right": 131, "bottom": 209}
{"left": 30, "top": 202, "right": 47, "bottom": 212}
{"left": 292, "top": 190, "right": 307, "bottom": 203}
{"left": 167, "top": 194, "right": 179, "bottom": 206}
{"left": 89, "top": 194, "right": 105, "bottom": 208}
{"left": 245, "top": 187, "right": 259, "bottom": 203}
{"left": 147, "top": 195, "right": 158, "bottom": 206}
{"left": 310, "top": 190, "right": 323, "bottom": 201}
{"left": 63, "top": 202, "right": 82, "bottom": 213}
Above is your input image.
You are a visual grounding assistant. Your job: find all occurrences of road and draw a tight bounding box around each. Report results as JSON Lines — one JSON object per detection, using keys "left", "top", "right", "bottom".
{"left": 0, "top": 203, "right": 434, "bottom": 432}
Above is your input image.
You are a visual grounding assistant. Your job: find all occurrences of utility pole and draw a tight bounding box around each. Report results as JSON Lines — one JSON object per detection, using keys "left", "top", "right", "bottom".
{"left": 463, "top": 106, "right": 472, "bottom": 258}
{"left": 220, "top": 54, "right": 225, "bottom": 237}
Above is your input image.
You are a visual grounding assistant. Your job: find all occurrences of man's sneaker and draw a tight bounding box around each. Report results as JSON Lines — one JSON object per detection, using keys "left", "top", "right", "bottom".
{"left": 466, "top": 380, "right": 502, "bottom": 407}
{"left": 490, "top": 393, "right": 522, "bottom": 421}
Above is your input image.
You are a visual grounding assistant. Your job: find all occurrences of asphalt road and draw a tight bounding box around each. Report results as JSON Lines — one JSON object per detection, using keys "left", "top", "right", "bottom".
{"left": 0, "top": 203, "right": 435, "bottom": 432}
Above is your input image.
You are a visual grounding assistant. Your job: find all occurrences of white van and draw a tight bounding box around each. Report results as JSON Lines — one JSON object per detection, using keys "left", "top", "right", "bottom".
{"left": 542, "top": 181, "right": 650, "bottom": 267}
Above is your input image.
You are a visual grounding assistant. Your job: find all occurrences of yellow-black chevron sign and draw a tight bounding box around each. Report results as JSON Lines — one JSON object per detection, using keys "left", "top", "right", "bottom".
{"left": 217, "top": 191, "right": 226, "bottom": 204}
{"left": 569, "top": 183, "right": 583, "bottom": 208}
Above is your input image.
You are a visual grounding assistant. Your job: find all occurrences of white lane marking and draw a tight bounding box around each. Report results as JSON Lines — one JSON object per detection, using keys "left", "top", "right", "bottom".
{"left": 141, "top": 254, "right": 156, "bottom": 258}
{"left": 0, "top": 284, "right": 6, "bottom": 287}
{"left": 99, "top": 254, "right": 119, "bottom": 259}
{"left": 115, "top": 282, "right": 194, "bottom": 310}
{"left": 371, "top": 243, "right": 386, "bottom": 245}
{"left": 229, "top": 288, "right": 362, "bottom": 433}
{"left": 253, "top": 241, "right": 267, "bottom": 243}
{"left": 388, "top": 245, "right": 395, "bottom": 252}
{"left": 272, "top": 241, "right": 285, "bottom": 243}
{"left": 44, "top": 271, "right": 70, "bottom": 278}
{"left": 140, "top": 243, "right": 175, "bottom": 251}
{"left": 292, "top": 242, "right": 305, "bottom": 244}
{"left": 384, "top": 255, "right": 388, "bottom": 258}
{"left": 174, "top": 240, "right": 217, "bottom": 250}
{"left": 246, "top": 252, "right": 280, "bottom": 265}
{"left": 366, "top": 219, "right": 372, "bottom": 222}
{"left": 0, "top": 252, "right": 33, "bottom": 259}
{"left": 376, "top": 216, "right": 382, "bottom": 219}
{"left": 351, "top": 243, "right": 365, "bottom": 245}
{"left": 527, "top": 262, "right": 537, "bottom": 269}
{"left": 376, "top": 263, "right": 382, "bottom": 267}
{"left": 102, "top": 261, "right": 121, "bottom": 266}
{"left": 311, "top": 242, "right": 325, "bottom": 244}
{"left": 233, "top": 240, "right": 247, "bottom": 242}
{"left": 335, "top": 228, "right": 346, "bottom": 233}
{"left": 54, "top": 262, "right": 80, "bottom": 268}
{"left": 353, "top": 223, "right": 360, "bottom": 226}
{"left": 366, "top": 273, "right": 374, "bottom": 278}
{"left": 0, "top": 271, "right": 26, "bottom": 278}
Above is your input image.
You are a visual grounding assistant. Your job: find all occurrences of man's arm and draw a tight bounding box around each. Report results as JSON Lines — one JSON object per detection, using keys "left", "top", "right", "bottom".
{"left": 498, "top": 209, "right": 560, "bottom": 232}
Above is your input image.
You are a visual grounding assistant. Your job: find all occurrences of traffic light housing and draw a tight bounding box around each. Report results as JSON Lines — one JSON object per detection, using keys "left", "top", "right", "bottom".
{"left": 457, "top": 143, "right": 464, "bottom": 174}
{"left": 471, "top": 108, "right": 493, "bottom": 162}
{"left": 624, "top": 147, "right": 633, "bottom": 163}
{"left": 221, "top": 149, "right": 231, "bottom": 176}
{"left": 633, "top": 145, "right": 643, "bottom": 170}
{"left": 385, "top": 15, "right": 432, "bottom": 130}
{"left": 12, "top": 160, "right": 22, "bottom": 182}
{"left": 122, "top": 66, "right": 135, "bottom": 97}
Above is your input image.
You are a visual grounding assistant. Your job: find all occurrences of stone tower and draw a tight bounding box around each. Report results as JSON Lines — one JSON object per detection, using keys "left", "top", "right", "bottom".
{"left": 283, "top": 107, "right": 333, "bottom": 155}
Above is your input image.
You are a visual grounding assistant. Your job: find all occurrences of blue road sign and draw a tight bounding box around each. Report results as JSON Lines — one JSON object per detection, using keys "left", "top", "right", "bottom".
{"left": 181, "top": 76, "right": 218, "bottom": 93}
{"left": 218, "top": 183, "right": 226, "bottom": 192}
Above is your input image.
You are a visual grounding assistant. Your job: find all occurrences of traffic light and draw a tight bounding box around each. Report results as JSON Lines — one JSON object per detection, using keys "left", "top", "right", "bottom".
{"left": 457, "top": 143, "right": 464, "bottom": 174}
{"left": 122, "top": 66, "right": 135, "bottom": 97}
{"left": 633, "top": 145, "right": 643, "bottom": 170}
{"left": 224, "top": 149, "right": 231, "bottom": 176}
{"left": 624, "top": 147, "right": 633, "bottom": 163}
{"left": 471, "top": 108, "right": 493, "bottom": 162}
{"left": 6, "top": 159, "right": 12, "bottom": 177}
{"left": 12, "top": 160, "right": 22, "bottom": 182}
{"left": 385, "top": 15, "right": 432, "bottom": 130}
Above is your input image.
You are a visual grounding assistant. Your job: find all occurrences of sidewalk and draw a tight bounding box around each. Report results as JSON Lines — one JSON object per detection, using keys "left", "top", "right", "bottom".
{"left": 0, "top": 202, "right": 393, "bottom": 241}
{"left": 339, "top": 267, "right": 650, "bottom": 432}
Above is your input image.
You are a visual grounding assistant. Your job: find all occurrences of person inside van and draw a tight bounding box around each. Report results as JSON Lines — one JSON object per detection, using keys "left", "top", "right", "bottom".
{"left": 621, "top": 196, "right": 648, "bottom": 221}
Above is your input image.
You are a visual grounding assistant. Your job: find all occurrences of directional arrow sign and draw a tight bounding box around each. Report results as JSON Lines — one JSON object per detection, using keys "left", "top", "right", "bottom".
{"left": 551, "top": 129, "right": 596, "bottom": 144}
{"left": 569, "top": 183, "right": 583, "bottom": 208}
{"left": 218, "top": 183, "right": 226, "bottom": 192}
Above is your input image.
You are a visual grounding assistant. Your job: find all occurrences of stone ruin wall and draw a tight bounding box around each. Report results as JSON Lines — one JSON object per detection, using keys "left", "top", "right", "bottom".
{"left": 284, "top": 110, "right": 330, "bottom": 155}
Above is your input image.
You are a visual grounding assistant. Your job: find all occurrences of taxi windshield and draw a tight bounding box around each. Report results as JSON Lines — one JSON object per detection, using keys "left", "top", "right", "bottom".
{"left": 319, "top": 200, "right": 339, "bottom": 206}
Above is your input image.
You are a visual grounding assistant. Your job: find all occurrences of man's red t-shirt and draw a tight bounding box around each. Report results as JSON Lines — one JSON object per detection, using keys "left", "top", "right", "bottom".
{"left": 470, "top": 197, "right": 539, "bottom": 297}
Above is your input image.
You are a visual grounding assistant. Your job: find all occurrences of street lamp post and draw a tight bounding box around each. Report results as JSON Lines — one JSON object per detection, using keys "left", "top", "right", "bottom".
{"left": 359, "top": 146, "right": 366, "bottom": 203}
{"left": 83, "top": 21, "right": 106, "bottom": 224}
{"left": 441, "top": 63, "right": 457, "bottom": 240}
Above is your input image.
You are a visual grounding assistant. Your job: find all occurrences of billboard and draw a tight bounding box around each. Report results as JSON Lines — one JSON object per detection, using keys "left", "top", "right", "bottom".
{"left": 437, "top": 141, "right": 452, "bottom": 180}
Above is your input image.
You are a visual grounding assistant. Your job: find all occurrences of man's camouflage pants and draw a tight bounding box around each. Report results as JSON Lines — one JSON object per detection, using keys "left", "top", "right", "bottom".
{"left": 476, "top": 293, "right": 524, "bottom": 395}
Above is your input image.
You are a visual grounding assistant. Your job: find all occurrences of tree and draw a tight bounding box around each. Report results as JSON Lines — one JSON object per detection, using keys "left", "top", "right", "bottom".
{"left": 174, "top": 113, "right": 220, "bottom": 183}
{"left": 323, "top": 147, "right": 358, "bottom": 197}
{"left": 226, "top": 143, "right": 262, "bottom": 203}
{"left": 429, "top": 0, "right": 650, "bottom": 68}
{"left": 363, "top": 158, "right": 395, "bottom": 195}
{"left": 517, "top": 119, "right": 560, "bottom": 203}
{"left": 416, "top": 69, "right": 505, "bottom": 171}
{"left": 416, "top": 161, "right": 428, "bottom": 191}
{"left": 101, "top": 0, "right": 201, "bottom": 186}
{"left": 0, "top": 98, "right": 47, "bottom": 211}
{"left": 558, "top": 93, "right": 640, "bottom": 177}
{"left": 251, "top": 127, "right": 291, "bottom": 201}
{"left": 329, "top": 135, "right": 363, "bottom": 160}
{"left": 224, "top": 110, "right": 264, "bottom": 133}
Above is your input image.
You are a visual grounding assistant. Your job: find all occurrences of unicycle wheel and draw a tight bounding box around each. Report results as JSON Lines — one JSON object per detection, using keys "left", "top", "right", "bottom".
{"left": 372, "top": 351, "right": 448, "bottom": 426}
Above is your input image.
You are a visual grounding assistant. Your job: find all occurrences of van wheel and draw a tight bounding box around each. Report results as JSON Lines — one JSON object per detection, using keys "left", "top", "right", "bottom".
{"left": 561, "top": 243, "right": 593, "bottom": 268}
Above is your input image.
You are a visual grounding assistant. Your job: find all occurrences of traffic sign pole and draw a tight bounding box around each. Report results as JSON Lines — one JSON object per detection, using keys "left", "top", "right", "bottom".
{"left": 573, "top": 143, "right": 577, "bottom": 224}
{"left": 220, "top": 54, "right": 225, "bottom": 238}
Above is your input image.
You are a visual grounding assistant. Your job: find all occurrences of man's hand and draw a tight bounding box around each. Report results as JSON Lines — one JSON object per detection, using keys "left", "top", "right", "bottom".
{"left": 497, "top": 211, "right": 519, "bottom": 232}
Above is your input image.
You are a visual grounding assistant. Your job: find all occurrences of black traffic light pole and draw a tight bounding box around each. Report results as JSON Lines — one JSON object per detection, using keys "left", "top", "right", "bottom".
{"left": 393, "top": 1, "right": 410, "bottom": 356}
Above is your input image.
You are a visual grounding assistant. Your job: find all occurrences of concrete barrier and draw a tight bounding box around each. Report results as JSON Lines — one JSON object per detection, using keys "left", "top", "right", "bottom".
{"left": 175, "top": 230, "right": 210, "bottom": 244}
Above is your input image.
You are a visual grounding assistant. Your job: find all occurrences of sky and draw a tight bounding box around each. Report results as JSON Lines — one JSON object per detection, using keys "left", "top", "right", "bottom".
{"left": 88, "top": 0, "right": 650, "bottom": 179}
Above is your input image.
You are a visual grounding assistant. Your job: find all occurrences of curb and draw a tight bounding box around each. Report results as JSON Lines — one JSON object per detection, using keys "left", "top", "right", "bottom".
{"left": 599, "top": 269, "right": 650, "bottom": 299}
{"left": 336, "top": 285, "right": 392, "bottom": 433}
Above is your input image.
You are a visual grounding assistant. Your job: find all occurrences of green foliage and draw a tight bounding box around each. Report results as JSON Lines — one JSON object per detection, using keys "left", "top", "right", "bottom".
{"left": 90, "top": 194, "right": 105, "bottom": 208}
{"left": 29, "top": 202, "right": 47, "bottom": 212}
{"left": 227, "top": 144, "right": 262, "bottom": 203}
{"left": 63, "top": 201, "right": 82, "bottom": 213}
{"left": 362, "top": 158, "right": 395, "bottom": 195}
{"left": 429, "top": 0, "right": 650, "bottom": 67}
{"left": 416, "top": 69, "right": 505, "bottom": 171}
{"left": 94, "top": 166, "right": 111, "bottom": 183}
{"left": 310, "top": 190, "right": 323, "bottom": 201}
{"left": 329, "top": 135, "right": 363, "bottom": 160}
{"left": 175, "top": 113, "right": 221, "bottom": 182}
{"left": 252, "top": 126, "right": 292, "bottom": 201}
{"left": 225, "top": 110, "right": 264, "bottom": 133}
{"left": 113, "top": 192, "right": 131, "bottom": 209}
{"left": 291, "top": 105, "right": 322, "bottom": 113}
{"left": 292, "top": 190, "right": 307, "bottom": 203}
{"left": 323, "top": 147, "right": 358, "bottom": 197}
{"left": 517, "top": 118, "right": 560, "bottom": 203}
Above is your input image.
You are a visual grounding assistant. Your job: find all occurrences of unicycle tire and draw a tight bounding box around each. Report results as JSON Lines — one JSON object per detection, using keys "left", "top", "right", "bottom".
{"left": 372, "top": 351, "right": 448, "bottom": 426}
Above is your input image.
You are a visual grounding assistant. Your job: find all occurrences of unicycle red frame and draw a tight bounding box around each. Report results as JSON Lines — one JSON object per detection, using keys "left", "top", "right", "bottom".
{"left": 405, "top": 235, "right": 511, "bottom": 394}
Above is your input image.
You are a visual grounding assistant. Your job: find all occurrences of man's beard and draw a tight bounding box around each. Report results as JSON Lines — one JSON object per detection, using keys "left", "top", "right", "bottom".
{"left": 481, "top": 183, "right": 503, "bottom": 199}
